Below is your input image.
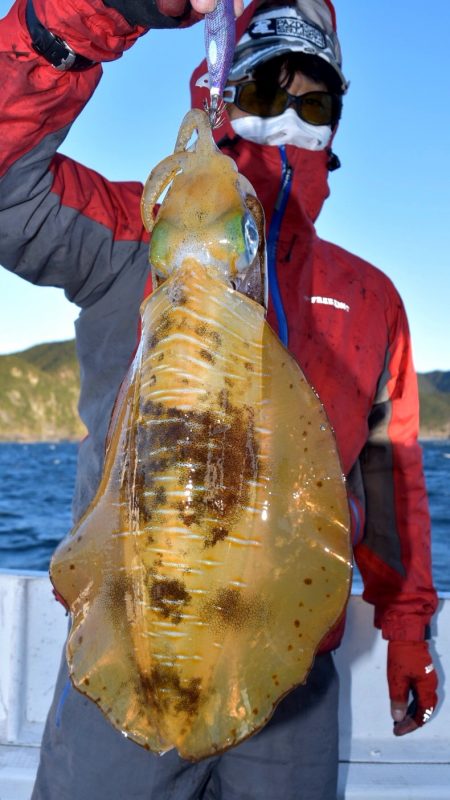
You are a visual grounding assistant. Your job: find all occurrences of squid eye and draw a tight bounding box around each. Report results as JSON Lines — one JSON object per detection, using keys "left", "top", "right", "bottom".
{"left": 243, "top": 212, "right": 259, "bottom": 264}
{"left": 235, "top": 212, "right": 259, "bottom": 273}
{"left": 149, "top": 219, "right": 173, "bottom": 276}
{"left": 150, "top": 219, "right": 171, "bottom": 263}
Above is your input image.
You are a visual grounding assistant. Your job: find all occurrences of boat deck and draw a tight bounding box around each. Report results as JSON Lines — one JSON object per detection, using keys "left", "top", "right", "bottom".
{"left": 1, "top": 570, "right": 448, "bottom": 799}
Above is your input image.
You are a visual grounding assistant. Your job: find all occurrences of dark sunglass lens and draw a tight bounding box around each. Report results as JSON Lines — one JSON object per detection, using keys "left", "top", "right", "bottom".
{"left": 298, "top": 92, "right": 333, "bottom": 125}
{"left": 267, "top": 87, "right": 289, "bottom": 117}
{"left": 237, "top": 83, "right": 287, "bottom": 118}
{"left": 236, "top": 83, "right": 261, "bottom": 115}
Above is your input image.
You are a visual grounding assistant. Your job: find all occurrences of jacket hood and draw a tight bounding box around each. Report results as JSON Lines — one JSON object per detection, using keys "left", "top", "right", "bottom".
{"left": 189, "top": 0, "right": 340, "bottom": 223}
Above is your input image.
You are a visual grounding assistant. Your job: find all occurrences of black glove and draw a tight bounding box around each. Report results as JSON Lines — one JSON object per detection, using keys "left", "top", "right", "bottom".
{"left": 103, "top": 0, "right": 200, "bottom": 28}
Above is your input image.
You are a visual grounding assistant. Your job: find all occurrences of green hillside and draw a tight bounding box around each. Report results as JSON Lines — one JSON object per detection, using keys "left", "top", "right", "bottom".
{"left": 18, "top": 339, "right": 79, "bottom": 374}
{"left": 0, "top": 340, "right": 86, "bottom": 442}
{"left": 0, "top": 341, "right": 448, "bottom": 441}
{"left": 417, "top": 372, "right": 450, "bottom": 438}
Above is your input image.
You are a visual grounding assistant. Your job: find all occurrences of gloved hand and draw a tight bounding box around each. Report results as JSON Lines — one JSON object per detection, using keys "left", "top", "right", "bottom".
{"left": 387, "top": 640, "right": 438, "bottom": 736}
{"left": 103, "top": 0, "right": 243, "bottom": 29}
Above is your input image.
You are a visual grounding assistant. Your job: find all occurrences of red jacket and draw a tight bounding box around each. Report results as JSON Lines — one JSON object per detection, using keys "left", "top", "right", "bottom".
{"left": 0, "top": 0, "right": 437, "bottom": 649}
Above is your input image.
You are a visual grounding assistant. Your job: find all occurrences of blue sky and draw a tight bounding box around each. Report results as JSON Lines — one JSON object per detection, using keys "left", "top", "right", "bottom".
{"left": 0, "top": 0, "right": 449, "bottom": 372}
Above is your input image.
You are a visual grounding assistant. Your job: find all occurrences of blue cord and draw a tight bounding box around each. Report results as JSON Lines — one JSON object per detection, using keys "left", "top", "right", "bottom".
{"left": 266, "top": 146, "right": 292, "bottom": 347}
{"left": 349, "top": 496, "right": 362, "bottom": 545}
{"left": 55, "top": 677, "right": 72, "bottom": 729}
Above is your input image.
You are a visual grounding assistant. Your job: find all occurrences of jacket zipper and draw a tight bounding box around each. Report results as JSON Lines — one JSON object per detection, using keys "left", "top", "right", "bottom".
{"left": 267, "top": 146, "right": 293, "bottom": 347}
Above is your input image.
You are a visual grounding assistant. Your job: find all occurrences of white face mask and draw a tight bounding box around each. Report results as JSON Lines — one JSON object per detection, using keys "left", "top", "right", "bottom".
{"left": 230, "top": 107, "right": 332, "bottom": 151}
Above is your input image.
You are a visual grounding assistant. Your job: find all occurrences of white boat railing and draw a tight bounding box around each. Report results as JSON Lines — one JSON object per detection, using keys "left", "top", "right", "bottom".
{"left": 0, "top": 569, "right": 449, "bottom": 799}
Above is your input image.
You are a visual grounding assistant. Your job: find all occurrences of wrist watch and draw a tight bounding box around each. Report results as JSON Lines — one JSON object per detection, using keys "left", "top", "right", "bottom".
{"left": 25, "top": 0, "right": 97, "bottom": 71}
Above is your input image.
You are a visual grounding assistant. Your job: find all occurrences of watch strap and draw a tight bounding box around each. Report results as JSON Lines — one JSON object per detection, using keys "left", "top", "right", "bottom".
{"left": 25, "top": 0, "right": 97, "bottom": 71}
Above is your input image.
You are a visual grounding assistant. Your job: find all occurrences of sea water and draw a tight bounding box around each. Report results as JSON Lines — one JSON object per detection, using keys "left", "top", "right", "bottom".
{"left": 0, "top": 440, "right": 449, "bottom": 591}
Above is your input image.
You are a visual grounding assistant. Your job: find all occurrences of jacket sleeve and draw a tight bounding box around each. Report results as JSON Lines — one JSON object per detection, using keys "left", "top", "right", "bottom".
{"left": 0, "top": 0, "right": 151, "bottom": 307}
{"left": 354, "top": 289, "right": 438, "bottom": 642}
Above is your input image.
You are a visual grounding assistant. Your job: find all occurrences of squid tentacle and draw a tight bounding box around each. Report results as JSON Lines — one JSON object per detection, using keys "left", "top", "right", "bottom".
{"left": 141, "top": 152, "right": 191, "bottom": 233}
{"left": 175, "top": 108, "right": 217, "bottom": 156}
{"left": 142, "top": 110, "right": 220, "bottom": 233}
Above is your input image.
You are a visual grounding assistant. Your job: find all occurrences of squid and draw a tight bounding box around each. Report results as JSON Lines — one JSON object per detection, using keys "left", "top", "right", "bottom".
{"left": 50, "top": 109, "right": 351, "bottom": 761}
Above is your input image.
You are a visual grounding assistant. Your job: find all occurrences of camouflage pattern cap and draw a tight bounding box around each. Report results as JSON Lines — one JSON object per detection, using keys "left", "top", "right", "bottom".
{"left": 228, "top": 1, "right": 348, "bottom": 93}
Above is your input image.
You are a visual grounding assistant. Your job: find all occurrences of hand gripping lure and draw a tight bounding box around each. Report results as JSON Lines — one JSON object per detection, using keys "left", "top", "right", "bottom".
{"left": 204, "top": 0, "right": 235, "bottom": 128}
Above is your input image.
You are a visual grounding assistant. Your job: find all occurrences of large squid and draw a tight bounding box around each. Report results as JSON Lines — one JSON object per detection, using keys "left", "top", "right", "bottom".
{"left": 50, "top": 109, "right": 351, "bottom": 761}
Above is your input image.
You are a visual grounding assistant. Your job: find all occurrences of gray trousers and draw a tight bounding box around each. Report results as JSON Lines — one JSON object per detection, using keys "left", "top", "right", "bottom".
{"left": 32, "top": 652, "right": 339, "bottom": 800}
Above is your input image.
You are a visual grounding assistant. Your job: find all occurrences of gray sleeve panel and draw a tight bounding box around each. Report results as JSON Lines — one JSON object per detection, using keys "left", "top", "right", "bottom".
{"left": 0, "top": 122, "right": 152, "bottom": 522}
{"left": 72, "top": 254, "right": 149, "bottom": 522}
{"left": 0, "top": 126, "right": 148, "bottom": 307}
{"left": 358, "top": 355, "right": 406, "bottom": 577}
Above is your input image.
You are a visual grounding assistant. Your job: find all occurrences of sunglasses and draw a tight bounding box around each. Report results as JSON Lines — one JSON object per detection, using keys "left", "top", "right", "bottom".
{"left": 223, "top": 83, "right": 341, "bottom": 127}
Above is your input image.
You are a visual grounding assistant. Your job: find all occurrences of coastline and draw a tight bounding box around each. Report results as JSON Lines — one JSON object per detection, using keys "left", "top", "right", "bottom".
{"left": 419, "top": 431, "right": 450, "bottom": 441}
{"left": 0, "top": 437, "right": 83, "bottom": 444}
{"left": 1, "top": 433, "right": 449, "bottom": 444}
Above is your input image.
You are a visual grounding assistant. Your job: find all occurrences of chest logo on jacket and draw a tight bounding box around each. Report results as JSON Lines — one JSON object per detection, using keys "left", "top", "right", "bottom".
{"left": 305, "top": 295, "right": 350, "bottom": 312}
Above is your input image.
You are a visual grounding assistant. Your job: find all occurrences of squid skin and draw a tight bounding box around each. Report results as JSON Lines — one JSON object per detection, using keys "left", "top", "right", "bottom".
{"left": 50, "top": 110, "right": 352, "bottom": 761}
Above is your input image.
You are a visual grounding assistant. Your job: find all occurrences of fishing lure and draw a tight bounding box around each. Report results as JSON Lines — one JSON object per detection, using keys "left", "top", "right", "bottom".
{"left": 204, "top": 0, "right": 235, "bottom": 127}
{"left": 50, "top": 109, "right": 351, "bottom": 761}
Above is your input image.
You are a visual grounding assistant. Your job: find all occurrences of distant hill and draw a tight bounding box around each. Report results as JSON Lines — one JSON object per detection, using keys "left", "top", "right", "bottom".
{"left": 0, "top": 340, "right": 448, "bottom": 441}
{"left": 417, "top": 372, "right": 450, "bottom": 438}
{"left": 0, "top": 341, "right": 86, "bottom": 442}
